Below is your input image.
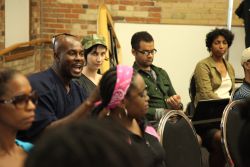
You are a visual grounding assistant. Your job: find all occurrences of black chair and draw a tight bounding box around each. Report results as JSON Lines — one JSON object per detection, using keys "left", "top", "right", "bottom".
{"left": 186, "top": 74, "right": 196, "bottom": 117}
{"left": 221, "top": 100, "right": 246, "bottom": 167}
{"left": 229, "top": 87, "right": 240, "bottom": 103}
{"left": 158, "top": 110, "right": 202, "bottom": 167}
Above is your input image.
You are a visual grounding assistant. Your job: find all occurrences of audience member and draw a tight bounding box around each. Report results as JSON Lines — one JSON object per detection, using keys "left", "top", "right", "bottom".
{"left": 233, "top": 47, "right": 250, "bottom": 100}
{"left": 75, "top": 34, "right": 107, "bottom": 97}
{"left": 0, "top": 68, "right": 37, "bottom": 167}
{"left": 194, "top": 28, "right": 235, "bottom": 105}
{"left": 17, "top": 33, "right": 87, "bottom": 142}
{"left": 93, "top": 65, "right": 166, "bottom": 167}
{"left": 194, "top": 28, "right": 235, "bottom": 167}
{"left": 131, "top": 31, "right": 182, "bottom": 124}
{"left": 24, "top": 119, "right": 144, "bottom": 167}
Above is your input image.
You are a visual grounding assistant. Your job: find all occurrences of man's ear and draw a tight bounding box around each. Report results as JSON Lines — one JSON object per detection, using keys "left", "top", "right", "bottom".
{"left": 54, "top": 52, "right": 60, "bottom": 61}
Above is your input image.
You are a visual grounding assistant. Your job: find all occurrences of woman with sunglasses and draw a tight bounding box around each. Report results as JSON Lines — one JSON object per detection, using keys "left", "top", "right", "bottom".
{"left": 0, "top": 68, "right": 37, "bottom": 167}
{"left": 92, "top": 65, "right": 166, "bottom": 167}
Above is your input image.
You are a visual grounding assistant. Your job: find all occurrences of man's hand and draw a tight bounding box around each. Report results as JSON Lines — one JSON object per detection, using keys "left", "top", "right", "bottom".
{"left": 166, "top": 95, "right": 183, "bottom": 110}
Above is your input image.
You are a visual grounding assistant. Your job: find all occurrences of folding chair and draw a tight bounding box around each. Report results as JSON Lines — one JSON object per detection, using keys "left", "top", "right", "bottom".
{"left": 158, "top": 110, "right": 202, "bottom": 167}
{"left": 221, "top": 100, "right": 246, "bottom": 167}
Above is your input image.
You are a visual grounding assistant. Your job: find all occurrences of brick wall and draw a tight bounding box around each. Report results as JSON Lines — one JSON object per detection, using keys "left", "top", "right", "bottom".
{"left": 159, "top": 0, "right": 243, "bottom": 25}
{"left": 0, "top": 0, "right": 244, "bottom": 72}
{"left": 37, "top": 0, "right": 243, "bottom": 39}
{"left": 31, "top": 0, "right": 41, "bottom": 39}
{"left": 3, "top": 55, "right": 36, "bottom": 75}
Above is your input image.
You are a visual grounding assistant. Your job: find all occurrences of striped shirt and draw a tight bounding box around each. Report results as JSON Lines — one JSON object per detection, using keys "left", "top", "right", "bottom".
{"left": 233, "top": 80, "right": 250, "bottom": 100}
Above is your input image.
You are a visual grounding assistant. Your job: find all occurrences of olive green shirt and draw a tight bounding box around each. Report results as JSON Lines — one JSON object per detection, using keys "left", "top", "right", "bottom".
{"left": 133, "top": 63, "right": 177, "bottom": 121}
{"left": 194, "top": 56, "right": 235, "bottom": 105}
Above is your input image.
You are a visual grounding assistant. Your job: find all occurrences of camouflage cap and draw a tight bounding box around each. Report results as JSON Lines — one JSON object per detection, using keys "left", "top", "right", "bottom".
{"left": 82, "top": 34, "right": 107, "bottom": 50}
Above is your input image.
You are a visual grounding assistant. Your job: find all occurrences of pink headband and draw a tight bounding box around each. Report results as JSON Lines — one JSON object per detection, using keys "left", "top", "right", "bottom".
{"left": 107, "top": 65, "right": 133, "bottom": 109}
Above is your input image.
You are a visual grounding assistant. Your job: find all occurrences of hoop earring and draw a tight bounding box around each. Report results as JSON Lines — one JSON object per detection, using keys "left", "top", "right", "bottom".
{"left": 124, "top": 108, "right": 128, "bottom": 116}
{"left": 118, "top": 108, "right": 128, "bottom": 119}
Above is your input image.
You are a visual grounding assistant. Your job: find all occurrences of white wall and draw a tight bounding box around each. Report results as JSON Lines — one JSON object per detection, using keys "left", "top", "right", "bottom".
{"left": 229, "top": 27, "right": 245, "bottom": 79}
{"left": 115, "top": 23, "right": 244, "bottom": 109}
{"left": 5, "top": 0, "right": 30, "bottom": 47}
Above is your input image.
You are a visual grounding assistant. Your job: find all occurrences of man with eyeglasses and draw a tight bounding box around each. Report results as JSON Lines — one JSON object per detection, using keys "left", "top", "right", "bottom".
{"left": 17, "top": 33, "right": 87, "bottom": 142}
{"left": 131, "top": 31, "right": 183, "bottom": 125}
{"left": 233, "top": 47, "right": 250, "bottom": 100}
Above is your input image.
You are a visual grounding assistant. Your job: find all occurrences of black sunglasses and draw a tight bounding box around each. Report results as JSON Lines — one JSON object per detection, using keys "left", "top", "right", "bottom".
{"left": 0, "top": 91, "right": 38, "bottom": 108}
{"left": 52, "top": 33, "right": 77, "bottom": 52}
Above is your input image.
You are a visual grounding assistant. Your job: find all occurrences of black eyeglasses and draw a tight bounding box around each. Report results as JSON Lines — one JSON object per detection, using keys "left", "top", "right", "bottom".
{"left": 52, "top": 33, "right": 77, "bottom": 52}
{"left": 136, "top": 49, "right": 157, "bottom": 56}
{"left": 0, "top": 91, "right": 38, "bottom": 109}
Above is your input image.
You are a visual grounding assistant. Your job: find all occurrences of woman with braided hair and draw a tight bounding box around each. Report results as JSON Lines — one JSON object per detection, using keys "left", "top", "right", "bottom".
{"left": 92, "top": 65, "right": 166, "bottom": 167}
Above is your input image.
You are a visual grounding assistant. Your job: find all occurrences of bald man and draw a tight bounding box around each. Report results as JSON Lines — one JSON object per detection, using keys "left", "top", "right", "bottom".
{"left": 17, "top": 34, "right": 87, "bottom": 142}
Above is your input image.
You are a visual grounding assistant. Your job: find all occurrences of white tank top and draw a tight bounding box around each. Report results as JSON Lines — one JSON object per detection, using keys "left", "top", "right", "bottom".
{"left": 215, "top": 72, "right": 232, "bottom": 98}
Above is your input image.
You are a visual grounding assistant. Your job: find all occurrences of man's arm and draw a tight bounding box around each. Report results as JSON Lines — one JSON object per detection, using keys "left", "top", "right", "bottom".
{"left": 160, "top": 69, "right": 183, "bottom": 110}
{"left": 46, "top": 88, "right": 100, "bottom": 130}
{"left": 166, "top": 95, "right": 183, "bottom": 110}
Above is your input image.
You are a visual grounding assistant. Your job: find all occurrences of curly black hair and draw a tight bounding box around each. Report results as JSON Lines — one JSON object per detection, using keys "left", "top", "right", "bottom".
{"left": 205, "top": 28, "right": 234, "bottom": 52}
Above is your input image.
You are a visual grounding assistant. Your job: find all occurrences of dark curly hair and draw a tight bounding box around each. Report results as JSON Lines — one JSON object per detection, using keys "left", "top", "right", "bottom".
{"left": 131, "top": 31, "right": 154, "bottom": 50}
{"left": 206, "top": 28, "right": 234, "bottom": 52}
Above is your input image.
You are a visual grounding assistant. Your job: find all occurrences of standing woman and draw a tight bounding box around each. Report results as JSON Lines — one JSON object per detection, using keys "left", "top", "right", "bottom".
{"left": 194, "top": 28, "right": 235, "bottom": 167}
{"left": 76, "top": 34, "right": 107, "bottom": 97}
{"left": 0, "top": 68, "right": 37, "bottom": 167}
{"left": 93, "top": 65, "right": 166, "bottom": 167}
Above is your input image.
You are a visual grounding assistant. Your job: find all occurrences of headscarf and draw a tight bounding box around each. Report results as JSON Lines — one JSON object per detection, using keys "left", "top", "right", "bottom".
{"left": 107, "top": 65, "right": 133, "bottom": 109}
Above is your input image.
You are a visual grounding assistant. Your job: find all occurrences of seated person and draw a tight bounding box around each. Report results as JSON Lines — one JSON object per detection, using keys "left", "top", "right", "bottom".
{"left": 233, "top": 47, "right": 250, "bottom": 100}
{"left": 194, "top": 28, "right": 235, "bottom": 105}
{"left": 0, "top": 68, "right": 37, "bottom": 167}
{"left": 131, "top": 31, "right": 182, "bottom": 124}
{"left": 17, "top": 33, "right": 87, "bottom": 142}
{"left": 93, "top": 65, "right": 166, "bottom": 167}
{"left": 194, "top": 28, "right": 235, "bottom": 167}
{"left": 75, "top": 34, "right": 107, "bottom": 97}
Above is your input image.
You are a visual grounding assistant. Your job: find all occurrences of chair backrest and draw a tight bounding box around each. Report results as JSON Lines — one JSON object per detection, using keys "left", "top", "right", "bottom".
{"left": 229, "top": 87, "right": 240, "bottom": 103}
{"left": 158, "top": 110, "right": 202, "bottom": 167}
{"left": 189, "top": 74, "right": 196, "bottom": 102}
{"left": 221, "top": 100, "right": 246, "bottom": 167}
{"left": 186, "top": 74, "right": 196, "bottom": 117}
